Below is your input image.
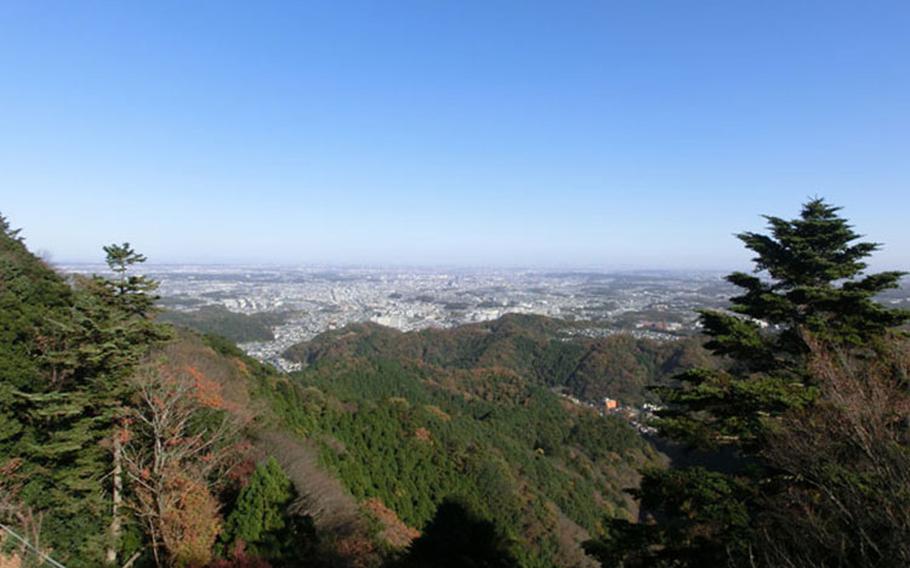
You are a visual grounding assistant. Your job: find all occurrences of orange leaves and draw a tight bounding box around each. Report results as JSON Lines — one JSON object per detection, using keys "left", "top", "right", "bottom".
{"left": 159, "top": 473, "right": 222, "bottom": 568}
{"left": 231, "top": 358, "right": 250, "bottom": 376}
{"left": 227, "top": 457, "right": 257, "bottom": 487}
{"left": 363, "top": 498, "right": 420, "bottom": 548}
{"left": 0, "top": 458, "right": 23, "bottom": 480}
{"left": 143, "top": 362, "right": 233, "bottom": 412}
{"left": 117, "top": 423, "right": 133, "bottom": 444}
{"left": 179, "top": 364, "right": 246, "bottom": 416}
{"left": 414, "top": 427, "right": 432, "bottom": 443}
{"left": 185, "top": 365, "right": 226, "bottom": 410}
{"left": 125, "top": 359, "right": 246, "bottom": 567}
{"left": 333, "top": 534, "right": 380, "bottom": 568}
{"left": 423, "top": 404, "right": 451, "bottom": 421}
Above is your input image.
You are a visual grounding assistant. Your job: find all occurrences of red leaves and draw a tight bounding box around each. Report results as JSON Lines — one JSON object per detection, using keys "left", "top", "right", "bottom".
{"left": 125, "top": 359, "right": 245, "bottom": 568}
{"left": 206, "top": 540, "right": 271, "bottom": 568}
{"left": 363, "top": 498, "right": 420, "bottom": 548}
{"left": 0, "top": 458, "right": 23, "bottom": 479}
{"left": 159, "top": 473, "right": 222, "bottom": 568}
{"left": 185, "top": 365, "right": 227, "bottom": 410}
{"left": 226, "top": 458, "right": 257, "bottom": 487}
{"left": 117, "top": 423, "right": 133, "bottom": 444}
{"left": 413, "top": 427, "right": 432, "bottom": 443}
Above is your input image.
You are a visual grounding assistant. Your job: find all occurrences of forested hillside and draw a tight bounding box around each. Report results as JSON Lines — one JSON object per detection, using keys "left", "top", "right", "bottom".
{"left": 159, "top": 305, "right": 289, "bottom": 343}
{"left": 285, "top": 315, "right": 712, "bottom": 405}
{"left": 4, "top": 198, "right": 906, "bottom": 568}
{"left": 273, "top": 355, "right": 659, "bottom": 566}
{"left": 586, "top": 200, "right": 910, "bottom": 568}
{"left": 0, "top": 214, "right": 662, "bottom": 567}
{"left": 0, "top": 216, "right": 361, "bottom": 567}
{"left": 271, "top": 314, "right": 724, "bottom": 565}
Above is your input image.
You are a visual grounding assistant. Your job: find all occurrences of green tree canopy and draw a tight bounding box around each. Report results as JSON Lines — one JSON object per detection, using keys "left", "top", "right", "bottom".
{"left": 222, "top": 457, "right": 314, "bottom": 565}
{"left": 224, "top": 457, "right": 295, "bottom": 546}
{"left": 0, "top": 220, "right": 172, "bottom": 565}
{"left": 660, "top": 198, "right": 908, "bottom": 449}
{"left": 592, "top": 199, "right": 909, "bottom": 567}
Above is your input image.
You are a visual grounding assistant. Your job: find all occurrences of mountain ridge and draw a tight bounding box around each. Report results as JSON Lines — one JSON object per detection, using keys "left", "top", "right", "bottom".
{"left": 284, "top": 313, "right": 713, "bottom": 406}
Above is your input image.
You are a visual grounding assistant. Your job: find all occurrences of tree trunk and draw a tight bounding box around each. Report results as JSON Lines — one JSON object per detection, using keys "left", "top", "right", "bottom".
{"left": 106, "top": 426, "right": 123, "bottom": 565}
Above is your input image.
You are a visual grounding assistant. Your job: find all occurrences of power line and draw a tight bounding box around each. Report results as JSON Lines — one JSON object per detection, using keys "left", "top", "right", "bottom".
{"left": 0, "top": 522, "right": 67, "bottom": 568}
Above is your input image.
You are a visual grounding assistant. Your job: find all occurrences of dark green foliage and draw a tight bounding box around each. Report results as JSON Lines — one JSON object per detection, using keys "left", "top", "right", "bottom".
{"left": 0, "top": 216, "right": 171, "bottom": 566}
{"left": 276, "top": 311, "right": 704, "bottom": 565}
{"left": 265, "top": 353, "right": 655, "bottom": 567}
{"left": 204, "top": 332, "right": 252, "bottom": 358}
{"left": 0, "top": 215, "right": 73, "bottom": 409}
{"left": 99, "top": 242, "right": 159, "bottom": 316}
{"left": 390, "top": 499, "right": 520, "bottom": 568}
{"left": 223, "top": 457, "right": 314, "bottom": 565}
{"left": 590, "top": 468, "right": 753, "bottom": 567}
{"left": 720, "top": 199, "right": 906, "bottom": 363}
{"left": 0, "top": 214, "right": 73, "bottom": 445}
{"left": 225, "top": 457, "right": 293, "bottom": 545}
{"left": 285, "top": 314, "right": 712, "bottom": 405}
{"left": 657, "top": 199, "right": 908, "bottom": 450}
{"left": 0, "top": 216, "right": 109, "bottom": 562}
{"left": 161, "top": 305, "right": 288, "bottom": 343}
{"left": 593, "top": 199, "right": 910, "bottom": 567}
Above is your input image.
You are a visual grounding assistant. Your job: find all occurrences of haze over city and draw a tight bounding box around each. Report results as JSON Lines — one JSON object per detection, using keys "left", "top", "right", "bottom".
{"left": 3, "top": 1, "right": 909, "bottom": 269}
{"left": 5, "top": 2, "right": 910, "bottom": 568}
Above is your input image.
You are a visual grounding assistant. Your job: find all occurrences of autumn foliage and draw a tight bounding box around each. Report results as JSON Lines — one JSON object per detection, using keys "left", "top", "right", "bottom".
{"left": 363, "top": 498, "right": 420, "bottom": 548}
{"left": 756, "top": 337, "right": 910, "bottom": 567}
{"left": 124, "top": 361, "right": 244, "bottom": 567}
{"left": 160, "top": 473, "right": 222, "bottom": 568}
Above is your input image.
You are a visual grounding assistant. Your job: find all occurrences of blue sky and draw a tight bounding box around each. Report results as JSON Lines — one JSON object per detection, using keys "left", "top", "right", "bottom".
{"left": 2, "top": 1, "right": 908, "bottom": 269}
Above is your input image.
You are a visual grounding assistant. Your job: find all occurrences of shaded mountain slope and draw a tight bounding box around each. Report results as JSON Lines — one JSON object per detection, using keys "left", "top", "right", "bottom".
{"left": 0, "top": 217, "right": 673, "bottom": 567}
{"left": 157, "top": 331, "right": 391, "bottom": 565}
{"left": 277, "top": 330, "right": 668, "bottom": 566}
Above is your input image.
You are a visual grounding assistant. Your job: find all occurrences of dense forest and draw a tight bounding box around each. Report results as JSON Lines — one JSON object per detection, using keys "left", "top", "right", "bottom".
{"left": 269, "top": 352, "right": 658, "bottom": 566}
{"left": 159, "top": 305, "right": 289, "bottom": 344}
{"left": 587, "top": 200, "right": 910, "bottom": 567}
{"left": 284, "top": 314, "right": 712, "bottom": 405}
{"left": 0, "top": 213, "right": 667, "bottom": 567}
{"left": 2, "top": 198, "right": 908, "bottom": 567}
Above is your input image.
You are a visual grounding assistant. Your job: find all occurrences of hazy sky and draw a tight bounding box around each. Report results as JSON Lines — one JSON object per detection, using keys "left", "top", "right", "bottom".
{"left": 2, "top": 1, "right": 908, "bottom": 269}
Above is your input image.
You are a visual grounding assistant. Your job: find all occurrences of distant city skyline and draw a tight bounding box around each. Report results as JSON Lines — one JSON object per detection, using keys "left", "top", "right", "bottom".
{"left": 3, "top": 2, "right": 908, "bottom": 270}
{"left": 70, "top": 263, "right": 741, "bottom": 370}
{"left": 56, "top": 261, "right": 734, "bottom": 278}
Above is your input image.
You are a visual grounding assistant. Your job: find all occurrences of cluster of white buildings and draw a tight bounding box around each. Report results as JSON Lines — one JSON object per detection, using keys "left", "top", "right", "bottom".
{"left": 60, "top": 264, "right": 733, "bottom": 371}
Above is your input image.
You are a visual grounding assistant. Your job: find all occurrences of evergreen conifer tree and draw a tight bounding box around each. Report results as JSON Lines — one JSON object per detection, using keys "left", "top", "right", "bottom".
{"left": 0, "top": 226, "right": 171, "bottom": 565}
{"left": 222, "top": 457, "right": 313, "bottom": 565}
{"left": 660, "top": 198, "right": 908, "bottom": 449}
{"left": 592, "top": 199, "right": 909, "bottom": 567}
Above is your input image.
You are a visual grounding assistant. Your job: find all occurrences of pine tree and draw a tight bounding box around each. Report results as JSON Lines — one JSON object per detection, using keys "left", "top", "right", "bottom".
{"left": 222, "top": 457, "right": 313, "bottom": 565}
{"left": 592, "top": 199, "right": 909, "bottom": 567}
{"left": 659, "top": 198, "right": 908, "bottom": 449}
{"left": 100, "top": 242, "right": 158, "bottom": 316}
{"left": 224, "top": 458, "right": 294, "bottom": 547}
{"left": 0, "top": 215, "right": 105, "bottom": 562}
{"left": 1, "top": 231, "right": 171, "bottom": 565}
